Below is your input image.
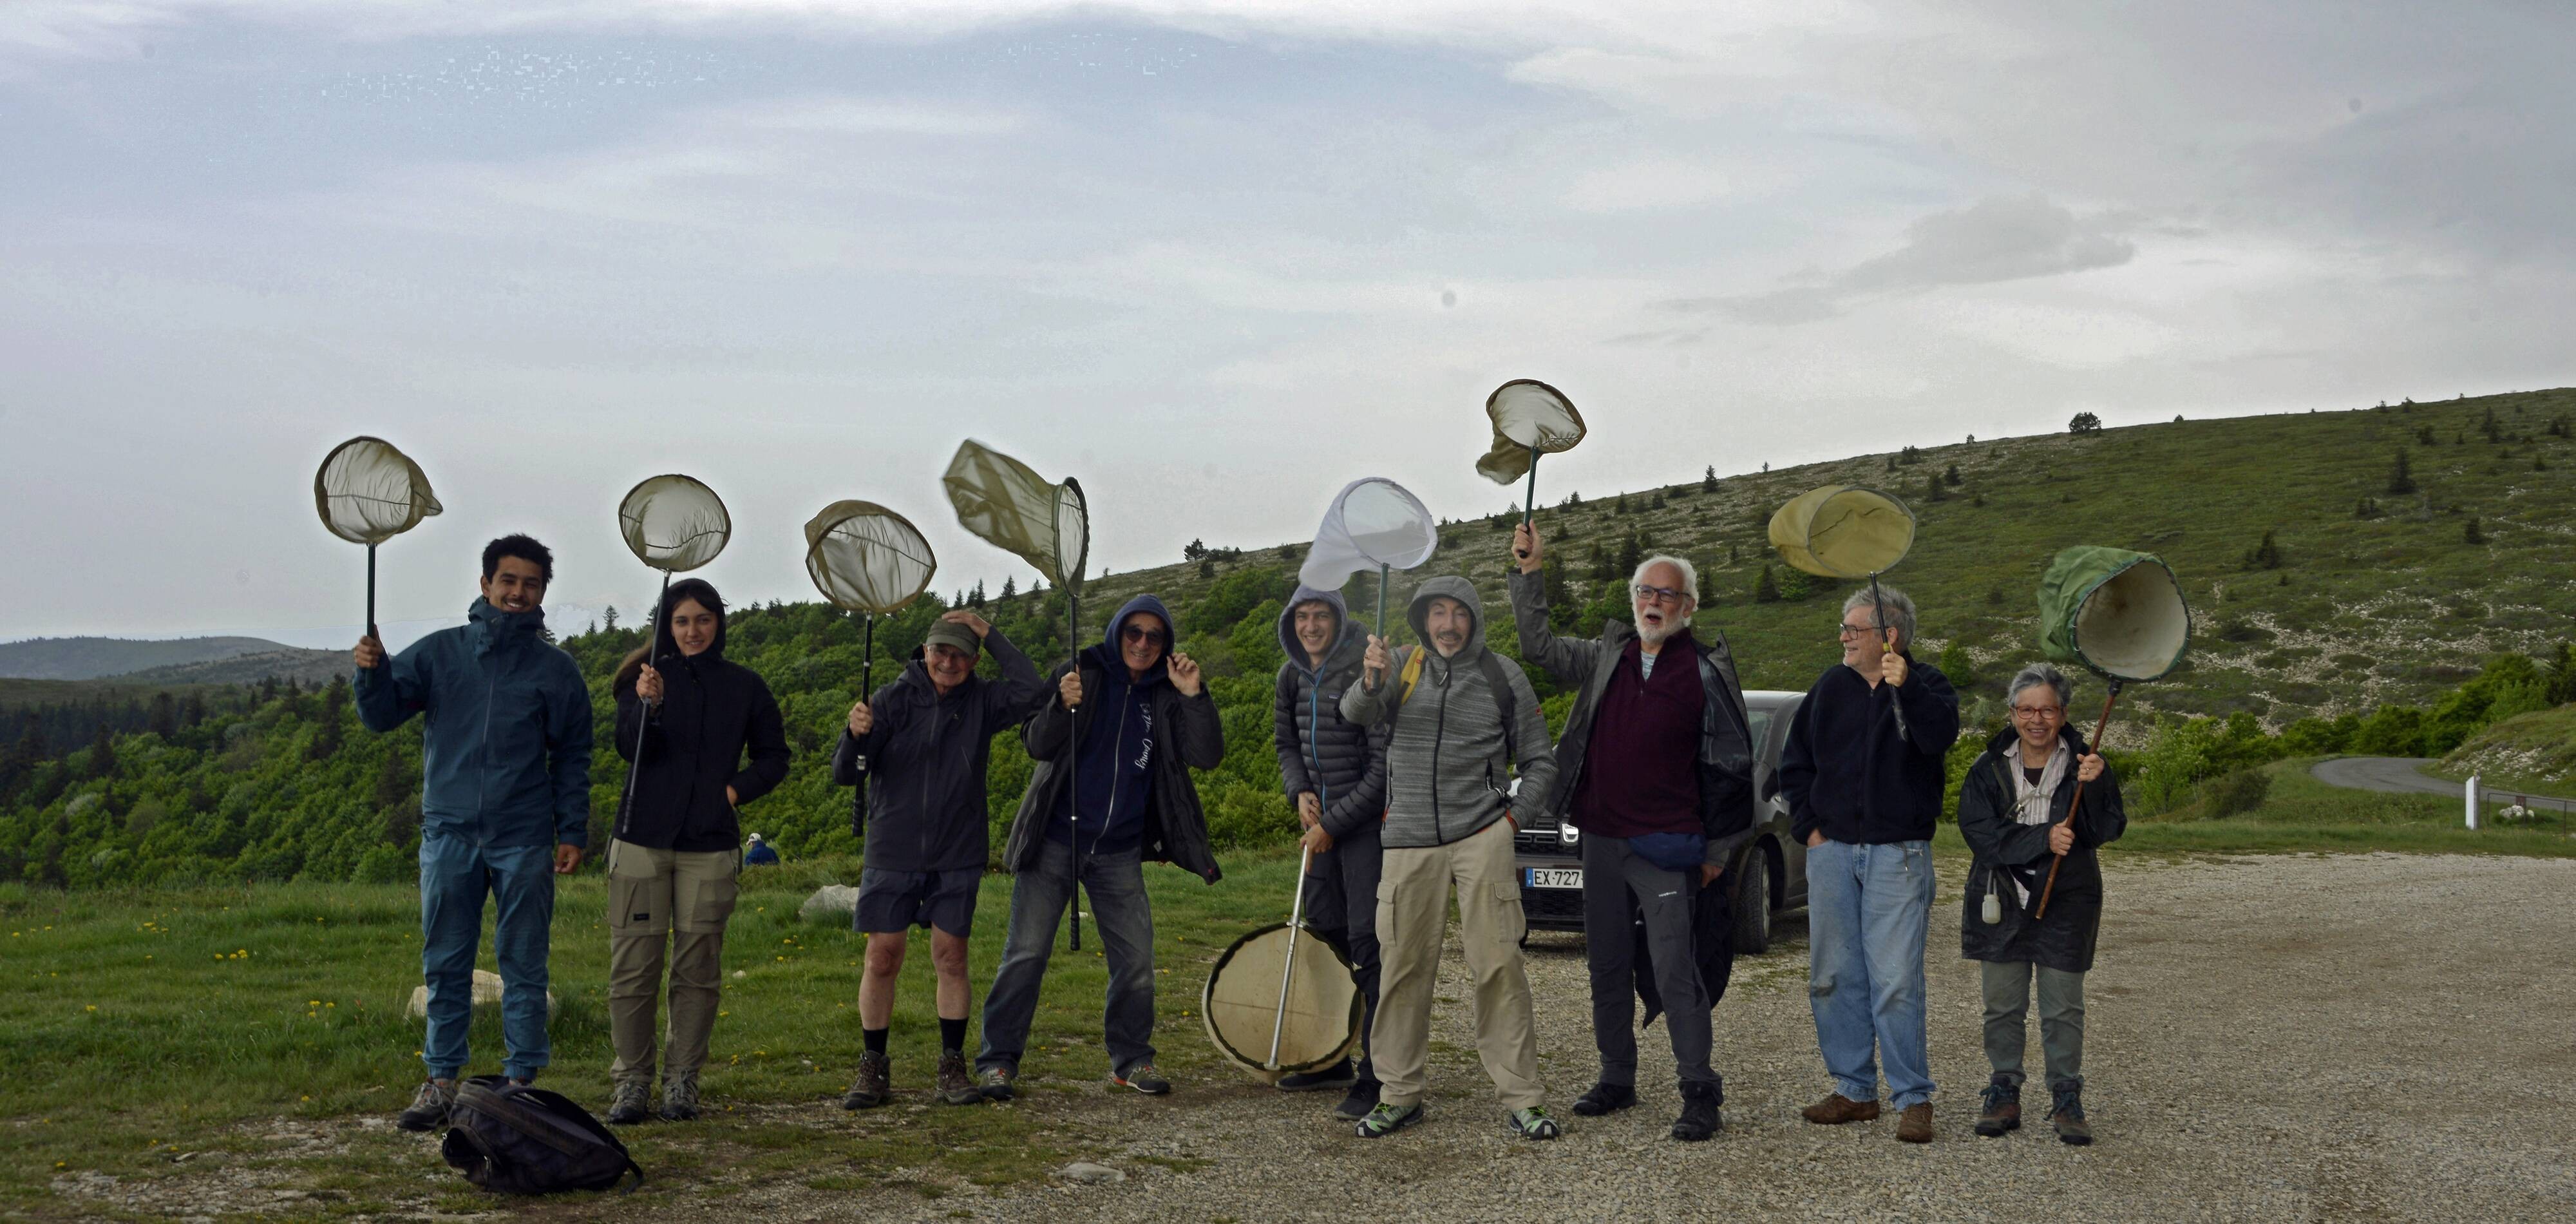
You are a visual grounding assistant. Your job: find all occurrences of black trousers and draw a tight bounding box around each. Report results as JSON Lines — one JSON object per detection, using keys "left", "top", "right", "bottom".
{"left": 1300, "top": 825, "right": 1383, "bottom": 1085}
{"left": 1582, "top": 834, "right": 1717, "bottom": 1085}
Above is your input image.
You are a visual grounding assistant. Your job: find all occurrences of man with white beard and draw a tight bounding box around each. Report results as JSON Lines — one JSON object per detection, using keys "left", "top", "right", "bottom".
{"left": 1506, "top": 524, "right": 1757, "bottom": 1143}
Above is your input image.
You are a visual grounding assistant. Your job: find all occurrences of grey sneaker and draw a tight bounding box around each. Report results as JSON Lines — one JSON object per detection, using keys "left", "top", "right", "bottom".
{"left": 396, "top": 1079, "right": 455, "bottom": 1133}
{"left": 936, "top": 1051, "right": 983, "bottom": 1106}
{"left": 1507, "top": 1106, "right": 1563, "bottom": 1140}
{"left": 842, "top": 1051, "right": 892, "bottom": 1111}
{"left": 1112, "top": 1064, "right": 1171, "bottom": 1096}
{"left": 605, "top": 1078, "right": 653, "bottom": 1125}
{"left": 976, "top": 1066, "right": 1016, "bottom": 1103}
{"left": 659, "top": 1073, "right": 701, "bottom": 1122}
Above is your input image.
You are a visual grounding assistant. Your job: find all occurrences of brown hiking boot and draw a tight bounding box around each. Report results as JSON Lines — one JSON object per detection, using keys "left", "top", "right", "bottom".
{"left": 2048, "top": 1083, "right": 2092, "bottom": 1146}
{"left": 1975, "top": 1076, "right": 2020, "bottom": 1137}
{"left": 1801, "top": 1093, "right": 1881, "bottom": 1125}
{"left": 1897, "top": 1102, "right": 1935, "bottom": 1143}
{"left": 841, "top": 1051, "right": 891, "bottom": 1111}
{"left": 936, "top": 1051, "right": 983, "bottom": 1106}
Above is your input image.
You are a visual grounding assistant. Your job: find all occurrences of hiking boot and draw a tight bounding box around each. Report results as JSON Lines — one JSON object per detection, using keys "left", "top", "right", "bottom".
{"left": 1572, "top": 1081, "right": 1637, "bottom": 1117}
{"left": 1506, "top": 1106, "right": 1563, "bottom": 1141}
{"left": 1333, "top": 1079, "right": 1381, "bottom": 1121}
{"left": 2049, "top": 1082, "right": 2092, "bottom": 1146}
{"left": 936, "top": 1051, "right": 983, "bottom": 1106}
{"left": 1112, "top": 1064, "right": 1171, "bottom": 1096}
{"left": 1354, "top": 1101, "right": 1424, "bottom": 1139}
{"left": 396, "top": 1079, "right": 455, "bottom": 1133}
{"left": 841, "top": 1051, "right": 891, "bottom": 1111}
{"left": 659, "top": 1073, "right": 700, "bottom": 1122}
{"left": 976, "top": 1066, "right": 1016, "bottom": 1103}
{"left": 1801, "top": 1093, "right": 1881, "bottom": 1125}
{"left": 1276, "top": 1060, "right": 1357, "bottom": 1093}
{"left": 605, "top": 1078, "right": 653, "bottom": 1125}
{"left": 1672, "top": 1081, "right": 1723, "bottom": 1142}
{"left": 1896, "top": 1102, "right": 1935, "bottom": 1143}
{"left": 1975, "top": 1076, "right": 2021, "bottom": 1138}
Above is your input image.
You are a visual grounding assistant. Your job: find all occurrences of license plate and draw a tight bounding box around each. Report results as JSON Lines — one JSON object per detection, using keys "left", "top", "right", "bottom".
{"left": 1524, "top": 867, "right": 1583, "bottom": 889}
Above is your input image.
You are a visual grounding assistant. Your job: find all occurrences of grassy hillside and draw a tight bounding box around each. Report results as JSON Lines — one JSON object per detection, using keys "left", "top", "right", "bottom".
{"left": 2432, "top": 704, "right": 2576, "bottom": 801}
{"left": 0, "top": 635, "right": 292, "bottom": 681}
{"left": 1066, "top": 387, "right": 2576, "bottom": 736}
{"left": 111, "top": 647, "right": 350, "bottom": 689}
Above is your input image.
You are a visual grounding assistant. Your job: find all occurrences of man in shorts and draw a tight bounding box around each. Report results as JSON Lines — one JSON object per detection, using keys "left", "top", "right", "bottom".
{"left": 833, "top": 611, "right": 1044, "bottom": 1107}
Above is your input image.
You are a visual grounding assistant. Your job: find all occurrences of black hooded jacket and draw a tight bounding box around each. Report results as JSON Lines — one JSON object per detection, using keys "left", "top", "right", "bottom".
{"left": 1958, "top": 723, "right": 2128, "bottom": 973}
{"left": 1779, "top": 655, "right": 1961, "bottom": 845}
{"left": 1271, "top": 586, "right": 1388, "bottom": 840}
{"left": 831, "top": 628, "right": 1045, "bottom": 874}
{"left": 612, "top": 625, "right": 790, "bottom": 854}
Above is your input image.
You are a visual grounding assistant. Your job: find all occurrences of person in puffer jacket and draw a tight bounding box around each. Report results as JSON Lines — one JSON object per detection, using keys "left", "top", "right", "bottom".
{"left": 1339, "top": 575, "right": 1560, "bottom": 1142}
{"left": 1270, "top": 585, "right": 1388, "bottom": 1118}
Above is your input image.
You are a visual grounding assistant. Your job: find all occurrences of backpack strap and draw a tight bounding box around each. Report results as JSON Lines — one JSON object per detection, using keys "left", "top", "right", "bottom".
{"left": 1394, "top": 645, "right": 1428, "bottom": 706}
{"left": 1475, "top": 651, "right": 1519, "bottom": 769}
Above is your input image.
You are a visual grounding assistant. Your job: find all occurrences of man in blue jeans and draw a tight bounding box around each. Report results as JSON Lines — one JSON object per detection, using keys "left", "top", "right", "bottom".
{"left": 1779, "top": 586, "right": 1958, "bottom": 1143}
{"left": 976, "top": 595, "right": 1225, "bottom": 1101}
{"left": 354, "top": 535, "right": 594, "bottom": 1132}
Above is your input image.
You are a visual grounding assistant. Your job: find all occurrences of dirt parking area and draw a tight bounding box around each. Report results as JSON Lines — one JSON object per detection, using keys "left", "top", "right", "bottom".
{"left": 931, "top": 852, "right": 2576, "bottom": 1224}
{"left": 53, "top": 853, "right": 2576, "bottom": 1222}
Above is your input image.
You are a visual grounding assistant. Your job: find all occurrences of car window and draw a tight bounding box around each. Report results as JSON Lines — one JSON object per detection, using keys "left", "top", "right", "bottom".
{"left": 1747, "top": 709, "right": 1774, "bottom": 747}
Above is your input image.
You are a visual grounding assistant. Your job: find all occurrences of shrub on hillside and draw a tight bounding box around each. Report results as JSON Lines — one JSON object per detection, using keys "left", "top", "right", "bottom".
{"left": 2197, "top": 768, "right": 2272, "bottom": 819}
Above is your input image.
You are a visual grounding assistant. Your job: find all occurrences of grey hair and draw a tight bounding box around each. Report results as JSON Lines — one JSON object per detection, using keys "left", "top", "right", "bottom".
{"left": 1840, "top": 584, "right": 1917, "bottom": 644}
{"left": 2006, "top": 664, "right": 2072, "bottom": 711}
{"left": 1631, "top": 554, "right": 1699, "bottom": 603}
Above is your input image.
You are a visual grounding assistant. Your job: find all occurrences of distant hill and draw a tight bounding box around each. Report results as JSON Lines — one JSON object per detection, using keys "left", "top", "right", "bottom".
{"left": 112, "top": 649, "right": 350, "bottom": 689}
{"left": 0, "top": 636, "right": 292, "bottom": 682}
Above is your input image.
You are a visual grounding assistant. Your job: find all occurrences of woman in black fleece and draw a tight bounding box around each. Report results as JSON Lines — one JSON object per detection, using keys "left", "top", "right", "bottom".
{"left": 602, "top": 579, "right": 789, "bottom": 1125}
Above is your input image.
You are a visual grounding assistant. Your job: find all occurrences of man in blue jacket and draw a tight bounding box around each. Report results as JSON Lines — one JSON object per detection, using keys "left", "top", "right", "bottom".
{"left": 1779, "top": 586, "right": 1959, "bottom": 1144}
{"left": 354, "top": 535, "right": 594, "bottom": 1133}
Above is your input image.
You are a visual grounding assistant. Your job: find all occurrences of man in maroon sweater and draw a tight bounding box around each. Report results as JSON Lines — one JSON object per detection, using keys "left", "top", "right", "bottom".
{"left": 1506, "top": 524, "right": 1757, "bottom": 1142}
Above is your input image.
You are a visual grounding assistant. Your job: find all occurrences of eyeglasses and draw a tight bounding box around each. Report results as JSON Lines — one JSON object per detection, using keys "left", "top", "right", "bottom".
{"left": 1835, "top": 622, "right": 1886, "bottom": 639}
{"left": 1121, "top": 625, "right": 1168, "bottom": 645}
{"left": 2011, "top": 705, "right": 2065, "bottom": 720}
{"left": 1631, "top": 584, "right": 1690, "bottom": 606}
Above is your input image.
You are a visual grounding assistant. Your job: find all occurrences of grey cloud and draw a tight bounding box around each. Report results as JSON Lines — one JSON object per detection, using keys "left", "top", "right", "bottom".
{"left": 1669, "top": 193, "right": 2135, "bottom": 324}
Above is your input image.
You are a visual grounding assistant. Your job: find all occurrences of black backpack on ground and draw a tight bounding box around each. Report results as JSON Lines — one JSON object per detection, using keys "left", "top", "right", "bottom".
{"left": 440, "top": 1076, "right": 644, "bottom": 1195}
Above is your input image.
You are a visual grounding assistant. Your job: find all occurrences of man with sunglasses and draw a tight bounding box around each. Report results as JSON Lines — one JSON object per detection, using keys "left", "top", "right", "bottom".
{"left": 1780, "top": 587, "right": 1959, "bottom": 1143}
{"left": 978, "top": 595, "right": 1224, "bottom": 1101}
{"left": 1507, "top": 524, "right": 1756, "bottom": 1142}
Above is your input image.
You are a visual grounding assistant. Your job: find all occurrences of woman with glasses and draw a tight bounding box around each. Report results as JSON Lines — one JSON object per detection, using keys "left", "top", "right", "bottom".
{"left": 1956, "top": 662, "right": 2127, "bottom": 1146}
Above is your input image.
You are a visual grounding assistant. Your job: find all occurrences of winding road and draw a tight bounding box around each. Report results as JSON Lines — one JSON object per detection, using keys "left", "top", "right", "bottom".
{"left": 2311, "top": 756, "right": 2576, "bottom": 813}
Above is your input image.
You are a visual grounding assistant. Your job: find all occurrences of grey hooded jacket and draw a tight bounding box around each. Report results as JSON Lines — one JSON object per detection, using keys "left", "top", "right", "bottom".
{"left": 1340, "top": 575, "right": 1557, "bottom": 850}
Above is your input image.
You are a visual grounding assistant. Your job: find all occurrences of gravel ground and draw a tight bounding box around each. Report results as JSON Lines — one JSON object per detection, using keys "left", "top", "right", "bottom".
{"left": 53, "top": 852, "right": 2574, "bottom": 1222}
{"left": 923, "top": 852, "right": 2576, "bottom": 1224}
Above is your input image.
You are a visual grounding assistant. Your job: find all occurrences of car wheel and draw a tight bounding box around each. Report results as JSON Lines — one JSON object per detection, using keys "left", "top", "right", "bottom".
{"left": 1732, "top": 848, "right": 1772, "bottom": 955}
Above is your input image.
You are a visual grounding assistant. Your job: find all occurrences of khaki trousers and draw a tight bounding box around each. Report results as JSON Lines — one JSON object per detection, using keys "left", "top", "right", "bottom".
{"left": 606, "top": 839, "right": 739, "bottom": 1084}
{"left": 1370, "top": 818, "right": 1544, "bottom": 1111}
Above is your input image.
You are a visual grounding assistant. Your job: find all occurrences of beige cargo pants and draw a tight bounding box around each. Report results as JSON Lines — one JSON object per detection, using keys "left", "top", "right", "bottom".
{"left": 1369, "top": 817, "right": 1545, "bottom": 1111}
{"left": 606, "top": 839, "right": 740, "bottom": 1085}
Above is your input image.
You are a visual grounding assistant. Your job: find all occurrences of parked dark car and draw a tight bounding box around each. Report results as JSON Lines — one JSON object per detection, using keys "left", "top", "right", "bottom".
{"left": 1514, "top": 689, "right": 1809, "bottom": 953}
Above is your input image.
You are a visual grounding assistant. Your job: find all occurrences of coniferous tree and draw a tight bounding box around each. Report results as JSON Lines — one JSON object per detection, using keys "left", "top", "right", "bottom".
{"left": 1753, "top": 564, "right": 1783, "bottom": 604}
{"left": 2387, "top": 449, "right": 2417, "bottom": 495}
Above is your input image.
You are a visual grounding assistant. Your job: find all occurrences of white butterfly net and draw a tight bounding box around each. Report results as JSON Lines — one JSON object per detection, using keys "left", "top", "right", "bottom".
{"left": 1298, "top": 477, "right": 1439, "bottom": 592}
{"left": 618, "top": 474, "right": 730, "bottom": 573}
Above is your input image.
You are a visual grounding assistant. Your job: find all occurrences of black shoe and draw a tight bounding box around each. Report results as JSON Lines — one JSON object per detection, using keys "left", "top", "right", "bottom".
{"left": 396, "top": 1079, "right": 455, "bottom": 1133}
{"left": 605, "top": 1078, "right": 652, "bottom": 1125}
{"left": 1572, "top": 1081, "right": 1636, "bottom": 1117}
{"left": 1334, "top": 1080, "right": 1381, "bottom": 1121}
{"left": 1277, "top": 1060, "right": 1358, "bottom": 1093}
{"left": 1672, "top": 1081, "right": 1723, "bottom": 1142}
{"left": 1975, "top": 1075, "right": 2022, "bottom": 1138}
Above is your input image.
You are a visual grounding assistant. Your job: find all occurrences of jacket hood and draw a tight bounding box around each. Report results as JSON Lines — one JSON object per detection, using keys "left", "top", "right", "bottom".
{"left": 468, "top": 597, "right": 548, "bottom": 655}
{"left": 1088, "top": 593, "right": 1176, "bottom": 683}
{"left": 1406, "top": 575, "right": 1487, "bottom": 663}
{"left": 1277, "top": 585, "right": 1367, "bottom": 674}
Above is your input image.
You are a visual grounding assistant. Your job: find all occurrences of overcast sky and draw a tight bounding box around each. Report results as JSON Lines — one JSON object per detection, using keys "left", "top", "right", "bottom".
{"left": 6, "top": 0, "right": 2570, "bottom": 644}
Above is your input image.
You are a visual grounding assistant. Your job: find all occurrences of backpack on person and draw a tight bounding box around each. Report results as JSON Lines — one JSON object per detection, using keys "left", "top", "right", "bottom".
{"left": 440, "top": 1076, "right": 645, "bottom": 1196}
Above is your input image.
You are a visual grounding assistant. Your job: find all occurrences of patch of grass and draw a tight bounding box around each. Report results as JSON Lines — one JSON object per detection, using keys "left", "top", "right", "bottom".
{"left": 2429, "top": 704, "right": 2576, "bottom": 801}
{"left": 2103, "top": 757, "right": 2576, "bottom": 856}
{"left": 0, "top": 851, "right": 1309, "bottom": 1214}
